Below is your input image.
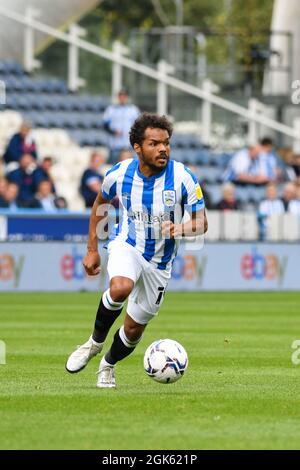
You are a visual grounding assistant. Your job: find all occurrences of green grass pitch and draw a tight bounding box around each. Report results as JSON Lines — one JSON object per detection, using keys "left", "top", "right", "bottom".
{"left": 1, "top": 291, "right": 300, "bottom": 450}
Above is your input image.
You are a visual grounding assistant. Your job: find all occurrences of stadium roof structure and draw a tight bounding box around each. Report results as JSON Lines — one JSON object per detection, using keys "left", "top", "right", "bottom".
{"left": 0, "top": 0, "right": 101, "bottom": 61}
{"left": 264, "top": 0, "right": 300, "bottom": 95}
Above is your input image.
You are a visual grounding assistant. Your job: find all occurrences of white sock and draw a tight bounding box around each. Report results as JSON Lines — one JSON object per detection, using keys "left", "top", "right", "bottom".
{"left": 102, "top": 289, "right": 125, "bottom": 311}
{"left": 90, "top": 335, "right": 103, "bottom": 347}
{"left": 100, "top": 356, "right": 114, "bottom": 368}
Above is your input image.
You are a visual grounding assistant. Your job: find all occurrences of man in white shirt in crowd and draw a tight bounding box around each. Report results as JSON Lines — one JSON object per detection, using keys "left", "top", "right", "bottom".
{"left": 258, "top": 183, "right": 284, "bottom": 216}
{"left": 103, "top": 88, "right": 139, "bottom": 165}
{"left": 258, "top": 183, "right": 284, "bottom": 240}
{"left": 224, "top": 138, "right": 280, "bottom": 185}
{"left": 287, "top": 185, "right": 300, "bottom": 215}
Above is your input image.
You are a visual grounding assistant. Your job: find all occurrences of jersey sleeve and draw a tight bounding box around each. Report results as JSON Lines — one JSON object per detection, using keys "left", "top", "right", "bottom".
{"left": 182, "top": 167, "right": 205, "bottom": 213}
{"left": 101, "top": 163, "right": 121, "bottom": 200}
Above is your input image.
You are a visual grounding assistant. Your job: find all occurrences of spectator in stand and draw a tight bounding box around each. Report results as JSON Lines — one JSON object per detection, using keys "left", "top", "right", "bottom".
{"left": 288, "top": 185, "right": 300, "bottom": 215}
{"left": 54, "top": 196, "right": 68, "bottom": 210}
{"left": 0, "top": 176, "right": 8, "bottom": 205}
{"left": 280, "top": 148, "right": 300, "bottom": 182}
{"left": 3, "top": 121, "right": 38, "bottom": 169}
{"left": 35, "top": 180, "right": 57, "bottom": 212}
{"left": 223, "top": 137, "right": 279, "bottom": 185}
{"left": 281, "top": 182, "right": 296, "bottom": 211}
{"left": 258, "top": 183, "right": 284, "bottom": 216}
{"left": 103, "top": 88, "right": 139, "bottom": 164}
{"left": 216, "top": 183, "right": 239, "bottom": 211}
{"left": 258, "top": 183, "right": 284, "bottom": 240}
{"left": 80, "top": 151, "right": 105, "bottom": 208}
{"left": 33, "top": 156, "right": 56, "bottom": 194}
{"left": 291, "top": 154, "right": 300, "bottom": 182}
{"left": 6, "top": 153, "right": 39, "bottom": 207}
{"left": 0, "top": 183, "right": 20, "bottom": 210}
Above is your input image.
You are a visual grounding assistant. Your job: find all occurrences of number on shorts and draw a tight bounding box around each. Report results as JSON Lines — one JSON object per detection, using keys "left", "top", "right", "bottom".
{"left": 155, "top": 286, "right": 165, "bottom": 305}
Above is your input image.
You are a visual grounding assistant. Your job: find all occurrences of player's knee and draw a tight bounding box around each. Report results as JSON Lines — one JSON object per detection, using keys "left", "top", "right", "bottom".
{"left": 124, "top": 324, "right": 143, "bottom": 342}
{"left": 110, "top": 279, "right": 133, "bottom": 302}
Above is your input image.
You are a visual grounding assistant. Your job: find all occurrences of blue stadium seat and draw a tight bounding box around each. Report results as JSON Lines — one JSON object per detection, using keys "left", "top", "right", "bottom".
{"left": 3, "top": 75, "right": 23, "bottom": 92}
{"left": 194, "top": 149, "right": 211, "bottom": 165}
{"left": 182, "top": 149, "right": 199, "bottom": 164}
{"left": 41, "top": 95, "right": 62, "bottom": 111}
{"left": 235, "top": 186, "right": 252, "bottom": 205}
{"left": 170, "top": 148, "right": 186, "bottom": 162}
{"left": 62, "top": 113, "right": 82, "bottom": 129}
{"left": 199, "top": 167, "right": 223, "bottom": 184}
{"left": 5, "top": 94, "right": 18, "bottom": 109}
{"left": 70, "top": 129, "right": 87, "bottom": 145}
{"left": 206, "top": 184, "right": 222, "bottom": 206}
{"left": 23, "top": 111, "right": 49, "bottom": 128}
{"left": 0, "top": 60, "right": 24, "bottom": 75}
{"left": 56, "top": 96, "right": 75, "bottom": 111}
{"left": 220, "top": 152, "right": 234, "bottom": 167}
{"left": 27, "top": 94, "right": 47, "bottom": 111}
{"left": 247, "top": 186, "right": 266, "bottom": 204}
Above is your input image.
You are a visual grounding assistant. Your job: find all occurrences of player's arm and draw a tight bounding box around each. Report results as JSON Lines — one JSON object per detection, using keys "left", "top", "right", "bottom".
{"left": 162, "top": 209, "right": 208, "bottom": 239}
{"left": 162, "top": 168, "right": 207, "bottom": 239}
{"left": 83, "top": 191, "right": 110, "bottom": 276}
{"left": 177, "top": 208, "right": 208, "bottom": 237}
{"left": 83, "top": 163, "right": 119, "bottom": 275}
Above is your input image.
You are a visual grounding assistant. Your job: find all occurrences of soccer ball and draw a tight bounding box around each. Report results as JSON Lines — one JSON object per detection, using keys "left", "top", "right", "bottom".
{"left": 143, "top": 339, "right": 188, "bottom": 384}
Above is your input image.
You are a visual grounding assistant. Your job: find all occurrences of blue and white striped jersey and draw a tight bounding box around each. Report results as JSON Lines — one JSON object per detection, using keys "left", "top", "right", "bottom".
{"left": 102, "top": 158, "right": 205, "bottom": 272}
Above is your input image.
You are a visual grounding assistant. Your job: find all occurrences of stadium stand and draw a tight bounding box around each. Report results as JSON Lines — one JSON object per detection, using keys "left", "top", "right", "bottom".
{"left": 0, "top": 59, "right": 298, "bottom": 228}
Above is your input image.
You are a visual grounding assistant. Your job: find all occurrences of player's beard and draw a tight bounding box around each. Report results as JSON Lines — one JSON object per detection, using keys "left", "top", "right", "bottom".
{"left": 140, "top": 150, "right": 169, "bottom": 173}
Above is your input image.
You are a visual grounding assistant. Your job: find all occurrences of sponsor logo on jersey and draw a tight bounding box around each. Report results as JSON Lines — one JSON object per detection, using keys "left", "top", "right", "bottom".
{"left": 131, "top": 211, "right": 171, "bottom": 224}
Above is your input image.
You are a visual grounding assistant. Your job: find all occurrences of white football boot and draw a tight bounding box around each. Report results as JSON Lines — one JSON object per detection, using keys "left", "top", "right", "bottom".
{"left": 96, "top": 358, "right": 116, "bottom": 388}
{"left": 65, "top": 336, "right": 103, "bottom": 373}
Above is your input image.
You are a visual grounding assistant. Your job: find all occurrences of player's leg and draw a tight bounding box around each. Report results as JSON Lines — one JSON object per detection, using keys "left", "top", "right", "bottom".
{"left": 97, "top": 314, "right": 146, "bottom": 388}
{"left": 65, "top": 276, "right": 132, "bottom": 374}
{"left": 92, "top": 276, "right": 133, "bottom": 344}
{"left": 97, "top": 262, "right": 170, "bottom": 388}
{"left": 65, "top": 241, "right": 141, "bottom": 374}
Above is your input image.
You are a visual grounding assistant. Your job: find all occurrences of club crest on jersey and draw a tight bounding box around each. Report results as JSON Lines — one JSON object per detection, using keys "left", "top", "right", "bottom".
{"left": 162, "top": 190, "right": 176, "bottom": 207}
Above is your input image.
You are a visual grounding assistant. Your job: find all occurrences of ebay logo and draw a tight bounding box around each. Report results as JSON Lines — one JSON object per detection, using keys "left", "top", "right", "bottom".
{"left": 60, "top": 247, "right": 86, "bottom": 280}
{"left": 241, "top": 247, "right": 287, "bottom": 284}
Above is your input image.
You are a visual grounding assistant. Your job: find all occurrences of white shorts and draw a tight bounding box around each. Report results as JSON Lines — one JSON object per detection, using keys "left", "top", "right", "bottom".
{"left": 107, "top": 240, "right": 170, "bottom": 325}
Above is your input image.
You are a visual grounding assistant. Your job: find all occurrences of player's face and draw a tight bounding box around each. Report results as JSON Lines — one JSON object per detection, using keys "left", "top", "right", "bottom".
{"left": 135, "top": 128, "right": 170, "bottom": 172}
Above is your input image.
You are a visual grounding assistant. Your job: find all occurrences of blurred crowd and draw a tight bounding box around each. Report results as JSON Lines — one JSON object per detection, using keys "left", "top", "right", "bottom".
{"left": 0, "top": 121, "right": 67, "bottom": 211}
{"left": 1, "top": 94, "right": 300, "bottom": 232}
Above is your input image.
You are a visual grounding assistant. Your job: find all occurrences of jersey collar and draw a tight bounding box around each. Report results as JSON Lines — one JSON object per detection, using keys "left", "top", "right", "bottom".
{"left": 136, "top": 159, "right": 169, "bottom": 182}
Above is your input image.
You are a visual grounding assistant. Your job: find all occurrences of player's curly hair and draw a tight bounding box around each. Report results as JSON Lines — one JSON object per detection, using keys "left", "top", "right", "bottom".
{"left": 129, "top": 112, "right": 173, "bottom": 148}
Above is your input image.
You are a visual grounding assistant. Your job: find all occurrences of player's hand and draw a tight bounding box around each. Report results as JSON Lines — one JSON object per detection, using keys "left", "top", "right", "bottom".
{"left": 83, "top": 251, "right": 101, "bottom": 276}
{"left": 161, "top": 221, "right": 183, "bottom": 239}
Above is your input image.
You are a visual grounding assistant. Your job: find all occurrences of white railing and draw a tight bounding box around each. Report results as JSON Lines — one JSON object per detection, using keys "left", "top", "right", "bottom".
{"left": 0, "top": 5, "right": 299, "bottom": 146}
{"left": 205, "top": 211, "right": 300, "bottom": 242}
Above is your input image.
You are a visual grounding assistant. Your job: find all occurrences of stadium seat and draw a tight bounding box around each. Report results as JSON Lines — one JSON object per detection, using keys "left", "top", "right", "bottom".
{"left": 0, "top": 60, "right": 24, "bottom": 75}
{"left": 199, "top": 167, "right": 223, "bottom": 184}
{"left": 195, "top": 150, "right": 211, "bottom": 165}
{"left": 206, "top": 184, "right": 222, "bottom": 206}
{"left": 235, "top": 186, "right": 252, "bottom": 205}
